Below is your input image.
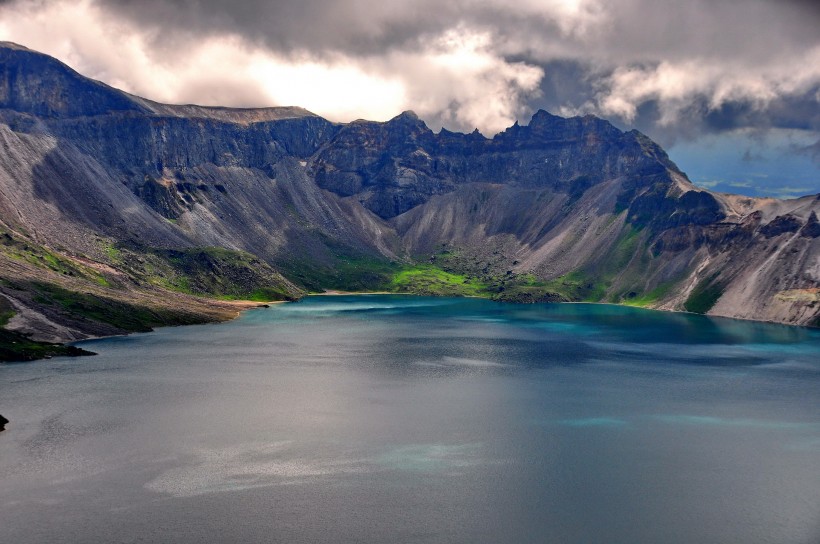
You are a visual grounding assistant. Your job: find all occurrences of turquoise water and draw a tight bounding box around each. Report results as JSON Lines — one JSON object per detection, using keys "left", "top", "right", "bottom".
{"left": 1, "top": 296, "right": 819, "bottom": 543}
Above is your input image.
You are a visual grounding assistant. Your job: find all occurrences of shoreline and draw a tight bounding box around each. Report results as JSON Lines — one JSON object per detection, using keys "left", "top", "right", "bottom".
{"left": 5, "top": 293, "right": 817, "bottom": 364}
{"left": 0, "top": 298, "right": 288, "bottom": 363}
{"left": 314, "top": 290, "right": 396, "bottom": 296}
{"left": 305, "top": 292, "right": 819, "bottom": 330}
{"left": 74, "top": 299, "right": 288, "bottom": 343}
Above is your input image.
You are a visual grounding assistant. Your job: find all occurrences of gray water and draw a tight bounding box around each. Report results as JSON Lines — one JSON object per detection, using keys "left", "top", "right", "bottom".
{"left": 1, "top": 296, "right": 819, "bottom": 544}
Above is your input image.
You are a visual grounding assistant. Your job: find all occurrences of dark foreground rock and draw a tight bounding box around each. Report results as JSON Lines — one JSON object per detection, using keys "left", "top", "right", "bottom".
{"left": 0, "top": 329, "right": 96, "bottom": 363}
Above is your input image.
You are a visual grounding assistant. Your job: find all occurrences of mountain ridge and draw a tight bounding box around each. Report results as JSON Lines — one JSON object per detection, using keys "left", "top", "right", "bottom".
{"left": 0, "top": 42, "right": 817, "bottom": 358}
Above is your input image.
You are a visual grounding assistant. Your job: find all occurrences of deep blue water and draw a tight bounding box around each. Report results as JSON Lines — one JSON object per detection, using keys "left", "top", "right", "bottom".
{"left": 1, "top": 296, "right": 819, "bottom": 543}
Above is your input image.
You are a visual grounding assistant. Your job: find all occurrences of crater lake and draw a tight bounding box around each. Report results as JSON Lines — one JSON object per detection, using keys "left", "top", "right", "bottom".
{"left": 1, "top": 295, "right": 819, "bottom": 544}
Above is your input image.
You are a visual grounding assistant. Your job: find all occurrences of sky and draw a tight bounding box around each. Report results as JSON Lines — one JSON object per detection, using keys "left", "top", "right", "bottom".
{"left": 1, "top": 0, "right": 819, "bottom": 198}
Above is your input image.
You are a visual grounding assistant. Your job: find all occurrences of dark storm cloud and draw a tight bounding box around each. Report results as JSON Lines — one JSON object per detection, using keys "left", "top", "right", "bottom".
{"left": 93, "top": 0, "right": 820, "bottom": 86}
{"left": 93, "top": 0, "right": 819, "bottom": 59}
{"left": 97, "top": 0, "right": 460, "bottom": 55}
{"left": 630, "top": 87, "right": 820, "bottom": 147}
{"left": 528, "top": 60, "right": 599, "bottom": 113}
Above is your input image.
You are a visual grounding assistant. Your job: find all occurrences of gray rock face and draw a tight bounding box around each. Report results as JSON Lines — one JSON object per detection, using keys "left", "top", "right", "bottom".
{"left": 0, "top": 43, "right": 148, "bottom": 118}
{"left": 312, "top": 108, "right": 722, "bottom": 226}
{"left": 0, "top": 42, "right": 818, "bottom": 330}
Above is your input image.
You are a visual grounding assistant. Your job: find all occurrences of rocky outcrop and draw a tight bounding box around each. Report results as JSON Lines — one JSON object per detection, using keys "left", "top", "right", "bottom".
{"left": 0, "top": 42, "right": 148, "bottom": 118}
{"left": 312, "top": 108, "right": 719, "bottom": 228}
{"left": 0, "top": 414, "right": 7, "bottom": 431}
{"left": 0, "top": 41, "right": 818, "bottom": 333}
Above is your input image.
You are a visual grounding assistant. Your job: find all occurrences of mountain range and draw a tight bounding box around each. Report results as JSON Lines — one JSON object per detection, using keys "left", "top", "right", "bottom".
{"left": 0, "top": 41, "right": 818, "bottom": 359}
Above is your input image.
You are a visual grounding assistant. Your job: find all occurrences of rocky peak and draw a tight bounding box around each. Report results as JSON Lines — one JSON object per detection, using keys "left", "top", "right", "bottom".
{"left": 527, "top": 109, "right": 560, "bottom": 128}
{"left": 390, "top": 110, "right": 420, "bottom": 122}
{"left": 492, "top": 109, "right": 623, "bottom": 150}
{"left": 383, "top": 110, "right": 433, "bottom": 139}
{"left": 0, "top": 42, "right": 147, "bottom": 118}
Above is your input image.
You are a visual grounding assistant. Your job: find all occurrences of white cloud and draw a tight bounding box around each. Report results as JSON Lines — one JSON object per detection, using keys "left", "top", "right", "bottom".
{"left": 0, "top": 0, "right": 544, "bottom": 134}
{"left": 500, "top": 0, "right": 607, "bottom": 38}
{"left": 381, "top": 27, "right": 543, "bottom": 134}
{"left": 593, "top": 48, "right": 820, "bottom": 125}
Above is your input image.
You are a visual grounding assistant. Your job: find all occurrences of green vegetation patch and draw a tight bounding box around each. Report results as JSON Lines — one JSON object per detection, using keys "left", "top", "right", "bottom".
{"left": 102, "top": 242, "right": 122, "bottom": 263}
{"left": 490, "top": 274, "right": 569, "bottom": 303}
{"left": 1, "top": 231, "right": 110, "bottom": 285}
{"left": 389, "top": 265, "right": 569, "bottom": 302}
{"left": 620, "top": 282, "right": 675, "bottom": 307}
{"left": 608, "top": 227, "right": 642, "bottom": 271}
{"left": 280, "top": 255, "right": 402, "bottom": 293}
{"left": 0, "top": 309, "right": 13, "bottom": 328}
{"left": 155, "top": 247, "right": 300, "bottom": 301}
{"left": 108, "top": 244, "right": 303, "bottom": 301}
{"left": 0, "top": 295, "right": 14, "bottom": 328}
{"left": 29, "top": 282, "right": 207, "bottom": 332}
{"left": 540, "top": 271, "right": 609, "bottom": 302}
{"left": 684, "top": 274, "right": 725, "bottom": 314}
{"left": 391, "top": 265, "right": 488, "bottom": 297}
{"left": 388, "top": 246, "right": 607, "bottom": 303}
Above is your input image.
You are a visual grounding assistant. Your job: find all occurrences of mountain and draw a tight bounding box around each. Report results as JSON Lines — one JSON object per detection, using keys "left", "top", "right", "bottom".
{"left": 0, "top": 42, "right": 817, "bottom": 356}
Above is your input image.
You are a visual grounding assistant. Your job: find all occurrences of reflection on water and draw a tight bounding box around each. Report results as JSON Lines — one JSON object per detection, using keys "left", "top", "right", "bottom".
{"left": 1, "top": 296, "right": 819, "bottom": 544}
{"left": 145, "top": 441, "right": 370, "bottom": 498}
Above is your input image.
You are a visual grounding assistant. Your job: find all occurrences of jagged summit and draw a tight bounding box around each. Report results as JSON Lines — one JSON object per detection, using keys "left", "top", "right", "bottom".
{"left": 394, "top": 110, "right": 420, "bottom": 120}
{"left": 528, "top": 108, "right": 559, "bottom": 124}
{"left": 385, "top": 109, "right": 429, "bottom": 130}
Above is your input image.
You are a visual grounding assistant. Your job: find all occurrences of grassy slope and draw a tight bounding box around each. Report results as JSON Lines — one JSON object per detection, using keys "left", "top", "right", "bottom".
{"left": 106, "top": 244, "right": 303, "bottom": 302}
{"left": 0, "top": 229, "right": 304, "bottom": 362}
{"left": 384, "top": 225, "right": 699, "bottom": 310}
{"left": 683, "top": 274, "right": 725, "bottom": 314}
{"left": 0, "top": 296, "right": 13, "bottom": 327}
{"left": 0, "top": 215, "right": 731, "bottom": 364}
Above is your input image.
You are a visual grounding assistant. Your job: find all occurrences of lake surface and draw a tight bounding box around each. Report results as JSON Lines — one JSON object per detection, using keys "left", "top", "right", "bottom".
{"left": 1, "top": 296, "right": 819, "bottom": 544}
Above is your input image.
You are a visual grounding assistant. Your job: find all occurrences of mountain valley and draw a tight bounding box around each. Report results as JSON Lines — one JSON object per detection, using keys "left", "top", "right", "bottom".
{"left": 1, "top": 41, "right": 818, "bottom": 359}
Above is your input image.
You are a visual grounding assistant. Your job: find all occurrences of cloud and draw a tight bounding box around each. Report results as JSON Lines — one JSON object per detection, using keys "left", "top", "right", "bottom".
{"left": 741, "top": 149, "right": 767, "bottom": 163}
{"left": 588, "top": 51, "right": 820, "bottom": 132}
{"left": 378, "top": 28, "right": 543, "bottom": 133}
{"left": 0, "top": 0, "right": 544, "bottom": 132}
{"left": 793, "top": 138, "right": 820, "bottom": 165}
{"left": 0, "top": 0, "right": 818, "bottom": 142}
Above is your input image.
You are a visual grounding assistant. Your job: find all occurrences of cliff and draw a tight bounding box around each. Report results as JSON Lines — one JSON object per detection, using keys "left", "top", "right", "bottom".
{"left": 0, "top": 41, "right": 817, "bottom": 352}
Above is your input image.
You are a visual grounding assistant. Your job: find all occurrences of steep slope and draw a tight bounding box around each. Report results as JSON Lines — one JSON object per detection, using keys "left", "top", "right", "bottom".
{"left": 309, "top": 105, "right": 816, "bottom": 326}
{"left": 0, "top": 41, "right": 817, "bottom": 355}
